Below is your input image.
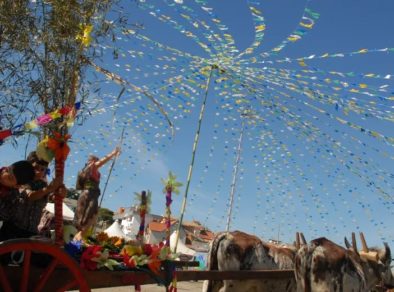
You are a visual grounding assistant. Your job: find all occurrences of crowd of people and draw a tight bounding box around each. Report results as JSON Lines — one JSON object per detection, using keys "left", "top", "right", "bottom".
{"left": 0, "top": 146, "right": 120, "bottom": 243}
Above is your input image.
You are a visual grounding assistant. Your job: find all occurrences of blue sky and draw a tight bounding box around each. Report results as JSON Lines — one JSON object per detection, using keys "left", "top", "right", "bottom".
{"left": 2, "top": 0, "right": 394, "bottom": 247}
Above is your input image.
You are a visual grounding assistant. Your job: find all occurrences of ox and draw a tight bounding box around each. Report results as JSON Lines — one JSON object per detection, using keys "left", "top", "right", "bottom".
{"left": 202, "top": 230, "right": 301, "bottom": 292}
{"left": 295, "top": 232, "right": 394, "bottom": 292}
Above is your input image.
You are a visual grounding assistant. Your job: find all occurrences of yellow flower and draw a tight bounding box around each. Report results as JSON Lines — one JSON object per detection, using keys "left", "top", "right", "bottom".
{"left": 96, "top": 232, "right": 109, "bottom": 243}
{"left": 121, "top": 245, "right": 144, "bottom": 256}
{"left": 77, "top": 24, "right": 93, "bottom": 47}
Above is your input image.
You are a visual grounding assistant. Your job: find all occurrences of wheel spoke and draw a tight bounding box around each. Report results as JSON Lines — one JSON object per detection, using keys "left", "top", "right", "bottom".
{"left": 33, "top": 258, "right": 58, "bottom": 292}
{"left": 0, "top": 265, "right": 12, "bottom": 292}
{"left": 20, "top": 250, "right": 31, "bottom": 292}
{"left": 0, "top": 239, "right": 90, "bottom": 291}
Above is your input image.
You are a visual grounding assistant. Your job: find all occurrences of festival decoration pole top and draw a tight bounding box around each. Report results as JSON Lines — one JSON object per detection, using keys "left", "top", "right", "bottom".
{"left": 162, "top": 172, "right": 183, "bottom": 249}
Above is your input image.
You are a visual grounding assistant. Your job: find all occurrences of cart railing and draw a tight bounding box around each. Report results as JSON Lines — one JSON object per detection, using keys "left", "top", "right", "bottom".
{"left": 0, "top": 239, "right": 295, "bottom": 291}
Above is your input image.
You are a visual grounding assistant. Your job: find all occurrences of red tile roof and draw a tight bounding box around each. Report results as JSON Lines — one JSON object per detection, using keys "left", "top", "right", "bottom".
{"left": 199, "top": 230, "right": 215, "bottom": 241}
{"left": 148, "top": 221, "right": 167, "bottom": 232}
{"left": 182, "top": 220, "right": 204, "bottom": 229}
{"left": 148, "top": 218, "right": 178, "bottom": 232}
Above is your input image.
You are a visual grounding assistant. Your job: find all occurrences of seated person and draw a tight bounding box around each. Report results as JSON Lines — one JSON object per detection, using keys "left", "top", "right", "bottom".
{"left": 0, "top": 160, "right": 35, "bottom": 234}
{"left": 0, "top": 152, "right": 66, "bottom": 241}
{"left": 0, "top": 160, "right": 35, "bottom": 198}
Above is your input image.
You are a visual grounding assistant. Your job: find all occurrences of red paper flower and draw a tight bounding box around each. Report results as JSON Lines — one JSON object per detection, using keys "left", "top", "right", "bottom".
{"left": 109, "top": 251, "right": 123, "bottom": 261}
{"left": 148, "top": 258, "right": 161, "bottom": 275}
{"left": 80, "top": 245, "right": 102, "bottom": 271}
{"left": 122, "top": 253, "right": 137, "bottom": 269}
{"left": 143, "top": 244, "right": 153, "bottom": 256}
{"left": 147, "top": 244, "right": 163, "bottom": 274}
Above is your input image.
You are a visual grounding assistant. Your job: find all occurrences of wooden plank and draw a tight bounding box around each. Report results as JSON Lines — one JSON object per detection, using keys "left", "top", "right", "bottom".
{"left": 177, "top": 270, "right": 295, "bottom": 281}
{"left": 83, "top": 269, "right": 295, "bottom": 288}
{"left": 4, "top": 266, "right": 170, "bottom": 289}
{"left": 172, "top": 260, "right": 200, "bottom": 268}
{"left": 4, "top": 265, "right": 294, "bottom": 289}
{"left": 82, "top": 270, "right": 169, "bottom": 288}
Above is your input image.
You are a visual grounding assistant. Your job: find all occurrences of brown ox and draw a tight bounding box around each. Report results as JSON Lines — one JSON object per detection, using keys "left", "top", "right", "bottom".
{"left": 202, "top": 230, "right": 299, "bottom": 292}
{"left": 295, "top": 233, "right": 394, "bottom": 292}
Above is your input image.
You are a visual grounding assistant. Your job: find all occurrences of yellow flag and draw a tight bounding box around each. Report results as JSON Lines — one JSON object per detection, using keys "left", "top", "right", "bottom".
{"left": 298, "top": 60, "right": 307, "bottom": 67}
{"left": 24, "top": 120, "right": 38, "bottom": 130}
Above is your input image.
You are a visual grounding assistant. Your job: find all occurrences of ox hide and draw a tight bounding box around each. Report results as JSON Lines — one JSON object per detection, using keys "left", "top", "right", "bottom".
{"left": 295, "top": 237, "right": 393, "bottom": 292}
{"left": 202, "top": 230, "right": 296, "bottom": 292}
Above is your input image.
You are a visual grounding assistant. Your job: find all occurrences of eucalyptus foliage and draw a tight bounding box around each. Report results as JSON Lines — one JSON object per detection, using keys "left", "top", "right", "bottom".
{"left": 0, "top": 0, "right": 138, "bottom": 141}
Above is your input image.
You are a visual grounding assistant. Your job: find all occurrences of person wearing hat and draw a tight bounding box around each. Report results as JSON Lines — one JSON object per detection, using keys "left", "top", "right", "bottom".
{"left": 0, "top": 151, "right": 67, "bottom": 241}
{"left": 0, "top": 160, "right": 35, "bottom": 198}
{"left": 0, "top": 160, "right": 35, "bottom": 240}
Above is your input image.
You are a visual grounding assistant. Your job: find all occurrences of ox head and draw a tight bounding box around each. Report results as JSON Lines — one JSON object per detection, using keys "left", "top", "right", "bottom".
{"left": 377, "top": 242, "right": 394, "bottom": 288}
{"left": 345, "top": 232, "right": 394, "bottom": 288}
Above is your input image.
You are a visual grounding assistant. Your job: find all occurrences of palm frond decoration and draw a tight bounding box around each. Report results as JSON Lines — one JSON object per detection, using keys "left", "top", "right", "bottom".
{"left": 161, "top": 171, "right": 183, "bottom": 247}
{"left": 161, "top": 171, "right": 183, "bottom": 194}
{"left": 134, "top": 190, "right": 152, "bottom": 213}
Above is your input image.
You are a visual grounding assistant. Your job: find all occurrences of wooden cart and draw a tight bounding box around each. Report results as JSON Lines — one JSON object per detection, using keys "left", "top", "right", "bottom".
{"left": 0, "top": 238, "right": 296, "bottom": 291}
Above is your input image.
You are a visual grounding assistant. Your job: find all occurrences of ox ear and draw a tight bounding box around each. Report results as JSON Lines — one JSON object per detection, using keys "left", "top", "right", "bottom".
{"left": 380, "top": 242, "right": 392, "bottom": 264}
{"left": 299, "top": 233, "right": 307, "bottom": 245}
{"left": 344, "top": 237, "right": 351, "bottom": 249}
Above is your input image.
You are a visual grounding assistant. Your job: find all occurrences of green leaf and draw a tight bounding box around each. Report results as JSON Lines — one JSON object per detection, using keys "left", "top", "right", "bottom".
{"left": 162, "top": 171, "right": 183, "bottom": 194}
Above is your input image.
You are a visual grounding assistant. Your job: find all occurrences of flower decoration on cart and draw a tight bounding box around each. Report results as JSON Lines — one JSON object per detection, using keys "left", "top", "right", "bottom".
{"left": 64, "top": 235, "right": 178, "bottom": 272}
{"left": 64, "top": 182, "right": 181, "bottom": 274}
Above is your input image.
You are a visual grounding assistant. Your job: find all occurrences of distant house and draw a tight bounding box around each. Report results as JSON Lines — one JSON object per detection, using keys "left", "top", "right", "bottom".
{"left": 181, "top": 220, "right": 215, "bottom": 269}
{"left": 113, "top": 205, "right": 161, "bottom": 240}
{"left": 145, "top": 217, "right": 178, "bottom": 244}
{"left": 182, "top": 220, "right": 214, "bottom": 252}
{"left": 113, "top": 207, "right": 215, "bottom": 266}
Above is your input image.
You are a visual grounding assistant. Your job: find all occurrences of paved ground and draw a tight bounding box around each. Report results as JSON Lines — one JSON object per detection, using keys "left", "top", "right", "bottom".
{"left": 89, "top": 281, "right": 203, "bottom": 291}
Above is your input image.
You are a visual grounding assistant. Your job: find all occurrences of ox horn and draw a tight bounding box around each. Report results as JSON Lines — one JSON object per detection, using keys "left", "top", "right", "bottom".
{"left": 359, "top": 232, "right": 369, "bottom": 252}
{"left": 351, "top": 232, "right": 358, "bottom": 253}
{"left": 296, "top": 232, "right": 300, "bottom": 250}
{"left": 299, "top": 232, "right": 307, "bottom": 245}
{"left": 359, "top": 232, "right": 379, "bottom": 261}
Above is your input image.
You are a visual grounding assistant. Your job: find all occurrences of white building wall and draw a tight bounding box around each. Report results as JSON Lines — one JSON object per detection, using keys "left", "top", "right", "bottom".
{"left": 120, "top": 213, "right": 156, "bottom": 239}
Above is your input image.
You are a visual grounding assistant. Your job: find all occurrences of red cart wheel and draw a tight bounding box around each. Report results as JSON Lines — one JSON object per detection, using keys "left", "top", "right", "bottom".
{"left": 0, "top": 238, "right": 90, "bottom": 292}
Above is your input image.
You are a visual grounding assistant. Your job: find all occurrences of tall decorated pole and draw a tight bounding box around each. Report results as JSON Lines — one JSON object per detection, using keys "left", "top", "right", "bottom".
{"left": 134, "top": 190, "right": 151, "bottom": 243}
{"left": 137, "top": 190, "right": 147, "bottom": 243}
{"left": 174, "top": 65, "right": 217, "bottom": 252}
{"left": 225, "top": 110, "right": 262, "bottom": 232}
{"left": 133, "top": 190, "right": 151, "bottom": 292}
{"left": 225, "top": 119, "right": 245, "bottom": 232}
{"left": 47, "top": 18, "right": 88, "bottom": 246}
{"left": 36, "top": 104, "right": 79, "bottom": 246}
{"left": 162, "top": 172, "right": 183, "bottom": 248}
{"left": 47, "top": 14, "right": 95, "bottom": 246}
{"left": 35, "top": 5, "right": 94, "bottom": 246}
{"left": 49, "top": 61, "right": 80, "bottom": 246}
{"left": 47, "top": 133, "right": 71, "bottom": 245}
